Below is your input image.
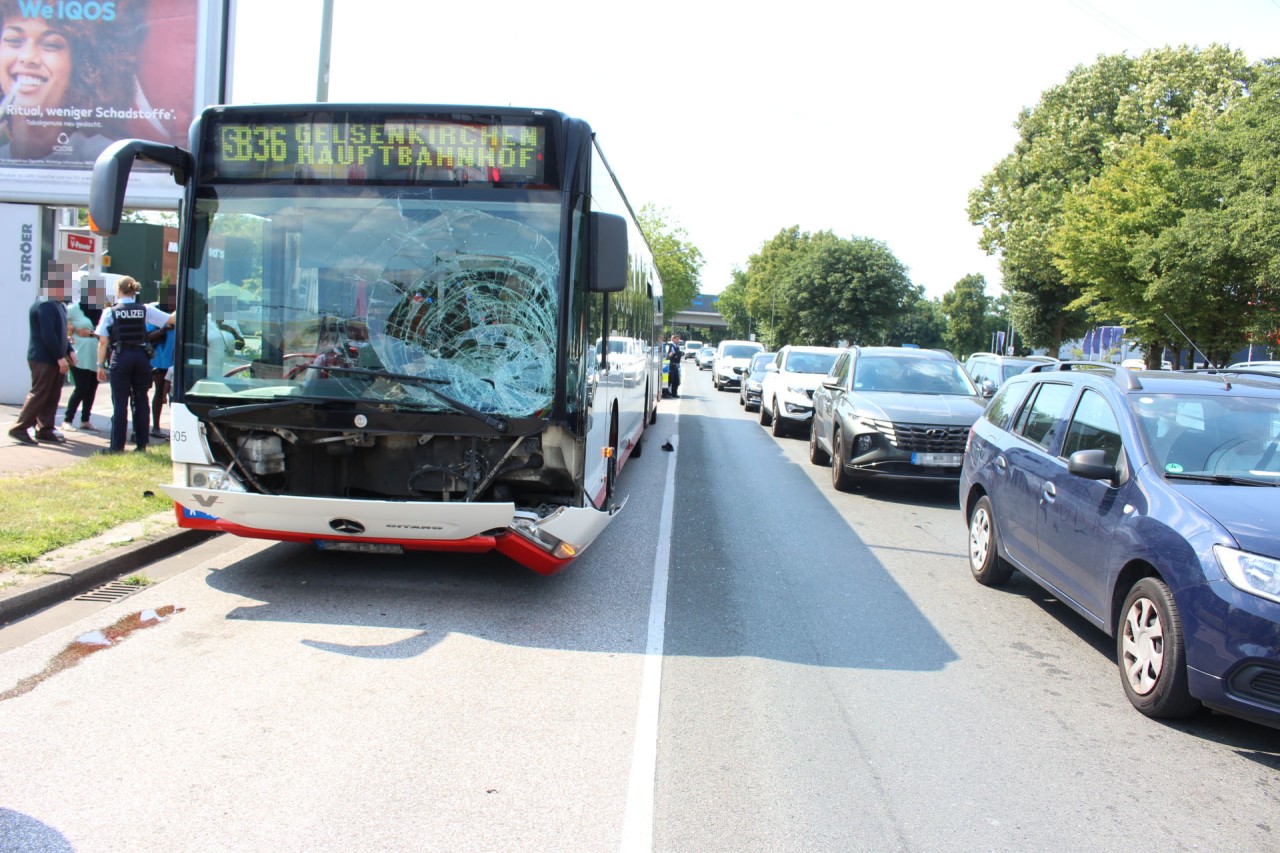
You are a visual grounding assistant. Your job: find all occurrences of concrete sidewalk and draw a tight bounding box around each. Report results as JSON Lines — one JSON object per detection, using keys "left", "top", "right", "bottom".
{"left": 0, "top": 379, "right": 214, "bottom": 625}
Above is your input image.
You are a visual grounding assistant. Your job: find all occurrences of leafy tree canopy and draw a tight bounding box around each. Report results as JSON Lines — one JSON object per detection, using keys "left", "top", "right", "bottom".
{"left": 969, "top": 44, "right": 1254, "bottom": 353}
{"left": 637, "top": 204, "right": 703, "bottom": 324}
{"left": 941, "top": 273, "right": 993, "bottom": 358}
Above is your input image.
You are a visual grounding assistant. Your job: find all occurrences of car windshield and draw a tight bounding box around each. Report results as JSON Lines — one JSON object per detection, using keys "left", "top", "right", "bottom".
{"left": 1131, "top": 391, "right": 1280, "bottom": 480}
{"left": 785, "top": 352, "right": 839, "bottom": 374}
{"left": 722, "top": 345, "right": 762, "bottom": 358}
{"left": 853, "top": 356, "right": 976, "bottom": 395}
{"left": 750, "top": 354, "right": 774, "bottom": 371}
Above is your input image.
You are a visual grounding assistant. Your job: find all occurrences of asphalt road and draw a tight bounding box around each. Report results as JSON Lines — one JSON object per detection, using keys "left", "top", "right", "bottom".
{"left": 1, "top": 367, "right": 1278, "bottom": 852}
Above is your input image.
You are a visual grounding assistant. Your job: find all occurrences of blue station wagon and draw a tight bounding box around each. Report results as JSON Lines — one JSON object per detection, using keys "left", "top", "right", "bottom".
{"left": 960, "top": 363, "right": 1280, "bottom": 728}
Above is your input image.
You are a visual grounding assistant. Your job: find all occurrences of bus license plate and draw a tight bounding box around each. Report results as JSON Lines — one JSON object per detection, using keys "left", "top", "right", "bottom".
{"left": 316, "top": 541, "right": 404, "bottom": 555}
{"left": 912, "top": 452, "right": 963, "bottom": 467}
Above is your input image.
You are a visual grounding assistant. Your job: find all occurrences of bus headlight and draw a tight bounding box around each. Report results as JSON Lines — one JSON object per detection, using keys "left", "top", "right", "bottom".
{"left": 181, "top": 464, "right": 243, "bottom": 491}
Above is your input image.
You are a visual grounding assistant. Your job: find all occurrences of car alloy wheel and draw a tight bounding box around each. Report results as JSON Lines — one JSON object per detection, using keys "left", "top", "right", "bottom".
{"left": 809, "top": 419, "right": 830, "bottom": 466}
{"left": 831, "top": 427, "right": 854, "bottom": 491}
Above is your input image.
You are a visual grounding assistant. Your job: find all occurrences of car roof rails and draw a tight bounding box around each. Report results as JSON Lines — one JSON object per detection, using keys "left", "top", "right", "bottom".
{"left": 1027, "top": 360, "right": 1144, "bottom": 390}
{"left": 1213, "top": 368, "right": 1280, "bottom": 382}
{"left": 1185, "top": 366, "right": 1280, "bottom": 389}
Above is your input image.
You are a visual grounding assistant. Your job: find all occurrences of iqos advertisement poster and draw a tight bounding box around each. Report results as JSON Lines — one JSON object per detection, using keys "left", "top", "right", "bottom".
{"left": 0, "top": 0, "right": 224, "bottom": 207}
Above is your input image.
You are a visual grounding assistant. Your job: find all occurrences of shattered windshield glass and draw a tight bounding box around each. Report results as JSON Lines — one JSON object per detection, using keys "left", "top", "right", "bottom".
{"left": 183, "top": 188, "right": 562, "bottom": 418}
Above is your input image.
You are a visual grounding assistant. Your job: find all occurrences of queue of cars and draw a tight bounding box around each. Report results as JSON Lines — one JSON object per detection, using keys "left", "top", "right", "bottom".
{"left": 704, "top": 342, "right": 1280, "bottom": 730}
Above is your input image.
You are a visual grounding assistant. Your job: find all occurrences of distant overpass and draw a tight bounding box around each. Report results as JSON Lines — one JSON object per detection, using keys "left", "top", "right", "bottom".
{"left": 671, "top": 293, "right": 727, "bottom": 333}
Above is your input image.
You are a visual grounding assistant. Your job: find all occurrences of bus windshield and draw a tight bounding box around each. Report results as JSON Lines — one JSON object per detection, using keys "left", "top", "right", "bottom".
{"left": 184, "top": 186, "right": 563, "bottom": 418}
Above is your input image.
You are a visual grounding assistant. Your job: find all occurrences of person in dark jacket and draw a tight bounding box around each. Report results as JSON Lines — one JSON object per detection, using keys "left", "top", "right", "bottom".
{"left": 666, "top": 333, "right": 683, "bottom": 398}
{"left": 94, "top": 276, "right": 174, "bottom": 453}
{"left": 9, "top": 266, "right": 75, "bottom": 446}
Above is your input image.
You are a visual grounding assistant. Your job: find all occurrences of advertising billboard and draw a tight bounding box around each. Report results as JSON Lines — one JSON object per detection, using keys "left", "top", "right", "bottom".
{"left": 0, "top": 202, "right": 42, "bottom": 402}
{"left": 0, "top": 0, "right": 225, "bottom": 208}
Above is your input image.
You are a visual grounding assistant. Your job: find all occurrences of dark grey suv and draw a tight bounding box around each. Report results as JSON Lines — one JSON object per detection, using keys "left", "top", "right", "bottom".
{"left": 810, "top": 347, "right": 985, "bottom": 488}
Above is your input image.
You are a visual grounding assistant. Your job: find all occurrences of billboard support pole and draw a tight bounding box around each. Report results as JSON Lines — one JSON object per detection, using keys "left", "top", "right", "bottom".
{"left": 317, "top": 0, "right": 335, "bottom": 102}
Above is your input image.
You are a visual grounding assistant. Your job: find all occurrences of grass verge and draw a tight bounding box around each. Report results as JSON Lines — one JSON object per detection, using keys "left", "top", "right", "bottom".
{"left": 0, "top": 447, "right": 173, "bottom": 572}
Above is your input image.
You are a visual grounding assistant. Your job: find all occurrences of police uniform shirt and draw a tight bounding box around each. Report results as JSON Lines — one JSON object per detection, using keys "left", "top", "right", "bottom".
{"left": 95, "top": 297, "right": 172, "bottom": 342}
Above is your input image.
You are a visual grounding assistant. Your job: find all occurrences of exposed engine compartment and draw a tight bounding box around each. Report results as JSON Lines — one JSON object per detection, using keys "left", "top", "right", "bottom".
{"left": 201, "top": 421, "right": 579, "bottom": 508}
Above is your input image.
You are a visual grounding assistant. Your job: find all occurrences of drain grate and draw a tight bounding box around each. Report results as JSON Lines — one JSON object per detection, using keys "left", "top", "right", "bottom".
{"left": 75, "top": 582, "right": 143, "bottom": 603}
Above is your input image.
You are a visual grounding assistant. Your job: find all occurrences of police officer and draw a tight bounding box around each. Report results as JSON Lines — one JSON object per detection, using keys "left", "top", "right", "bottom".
{"left": 94, "top": 277, "right": 174, "bottom": 453}
{"left": 666, "top": 333, "right": 682, "bottom": 398}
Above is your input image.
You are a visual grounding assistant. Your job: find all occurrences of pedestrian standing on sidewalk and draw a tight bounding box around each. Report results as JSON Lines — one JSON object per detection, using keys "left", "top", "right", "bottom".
{"left": 9, "top": 264, "right": 75, "bottom": 446}
{"left": 94, "top": 276, "right": 173, "bottom": 453}
{"left": 62, "top": 277, "right": 107, "bottom": 432}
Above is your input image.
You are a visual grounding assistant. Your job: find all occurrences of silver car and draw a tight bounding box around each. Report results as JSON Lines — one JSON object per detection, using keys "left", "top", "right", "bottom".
{"left": 810, "top": 347, "right": 986, "bottom": 488}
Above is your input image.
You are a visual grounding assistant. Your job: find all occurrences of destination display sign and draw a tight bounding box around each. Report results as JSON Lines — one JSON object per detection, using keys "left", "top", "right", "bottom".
{"left": 203, "top": 112, "right": 551, "bottom": 185}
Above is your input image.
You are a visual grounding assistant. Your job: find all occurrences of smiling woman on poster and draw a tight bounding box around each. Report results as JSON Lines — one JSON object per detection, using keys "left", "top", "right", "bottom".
{"left": 0, "top": 0, "right": 158, "bottom": 166}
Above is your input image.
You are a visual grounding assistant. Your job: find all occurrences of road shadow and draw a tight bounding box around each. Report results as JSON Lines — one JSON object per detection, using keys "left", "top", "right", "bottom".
{"left": 0, "top": 808, "right": 74, "bottom": 852}
{"left": 200, "top": 406, "right": 953, "bottom": 673}
{"left": 662, "top": 410, "right": 957, "bottom": 672}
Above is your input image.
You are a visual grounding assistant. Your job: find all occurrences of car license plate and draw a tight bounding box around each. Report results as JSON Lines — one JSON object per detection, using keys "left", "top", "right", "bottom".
{"left": 912, "top": 452, "right": 963, "bottom": 467}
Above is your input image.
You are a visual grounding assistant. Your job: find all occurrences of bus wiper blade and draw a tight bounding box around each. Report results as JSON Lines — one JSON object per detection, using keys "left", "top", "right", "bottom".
{"left": 206, "top": 398, "right": 319, "bottom": 420}
{"left": 307, "top": 365, "right": 509, "bottom": 433}
{"left": 1164, "top": 471, "right": 1279, "bottom": 487}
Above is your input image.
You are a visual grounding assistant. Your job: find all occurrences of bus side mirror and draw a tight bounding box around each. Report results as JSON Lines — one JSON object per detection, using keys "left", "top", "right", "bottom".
{"left": 89, "top": 139, "right": 192, "bottom": 235}
{"left": 589, "top": 212, "right": 628, "bottom": 293}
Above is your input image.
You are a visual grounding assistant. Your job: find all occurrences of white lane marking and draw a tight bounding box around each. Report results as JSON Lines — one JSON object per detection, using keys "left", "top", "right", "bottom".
{"left": 619, "top": 413, "right": 678, "bottom": 853}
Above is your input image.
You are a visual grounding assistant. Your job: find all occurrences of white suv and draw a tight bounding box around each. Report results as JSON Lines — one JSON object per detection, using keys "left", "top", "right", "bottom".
{"left": 712, "top": 339, "right": 765, "bottom": 391}
{"left": 759, "top": 345, "right": 843, "bottom": 436}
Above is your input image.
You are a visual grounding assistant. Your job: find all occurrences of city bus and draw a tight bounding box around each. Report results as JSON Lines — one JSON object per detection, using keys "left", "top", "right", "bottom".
{"left": 89, "top": 105, "right": 663, "bottom": 574}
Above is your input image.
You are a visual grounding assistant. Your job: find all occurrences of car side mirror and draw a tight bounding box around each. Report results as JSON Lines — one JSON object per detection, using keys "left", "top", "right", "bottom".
{"left": 1068, "top": 448, "right": 1117, "bottom": 482}
{"left": 979, "top": 380, "right": 997, "bottom": 398}
{"left": 764, "top": 363, "right": 778, "bottom": 373}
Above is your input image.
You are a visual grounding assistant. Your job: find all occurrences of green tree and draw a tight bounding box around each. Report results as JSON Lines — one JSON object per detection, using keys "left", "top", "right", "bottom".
{"left": 786, "top": 232, "right": 915, "bottom": 346}
{"left": 715, "top": 268, "right": 753, "bottom": 340}
{"left": 741, "top": 226, "right": 811, "bottom": 348}
{"left": 941, "top": 274, "right": 993, "bottom": 357}
{"left": 637, "top": 205, "right": 703, "bottom": 324}
{"left": 969, "top": 45, "right": 1254, "bottom": 354}
{"left": 898, "top": 294, "right": 948, "bottom": 350}
{"left": 1054, "top": 56, "right": 1280, "bottom": 367}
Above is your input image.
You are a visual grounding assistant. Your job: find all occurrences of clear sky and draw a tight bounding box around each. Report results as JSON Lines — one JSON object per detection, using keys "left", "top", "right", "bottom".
{"left": 229, "top": 0, "right": 1280, "bottom": 300}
